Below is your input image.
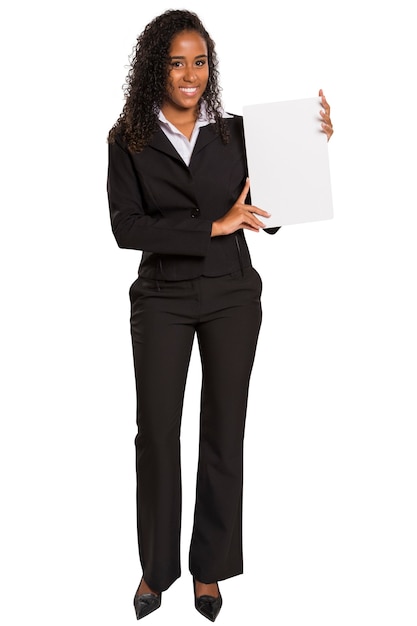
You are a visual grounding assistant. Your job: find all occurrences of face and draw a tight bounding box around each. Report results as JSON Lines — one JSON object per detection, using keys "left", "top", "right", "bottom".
{"left": 164, "top": 30, "right": 209, "bottom": 114}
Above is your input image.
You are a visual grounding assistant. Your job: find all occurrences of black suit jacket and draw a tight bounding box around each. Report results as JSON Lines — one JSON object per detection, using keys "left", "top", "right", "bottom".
{"left": 107, "top": 115, "right": 278, "bottom": 280}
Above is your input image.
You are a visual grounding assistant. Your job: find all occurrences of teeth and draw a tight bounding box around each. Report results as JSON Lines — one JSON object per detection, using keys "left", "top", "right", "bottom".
{"left": 180, "top": 88, "right": 197, "bottom": 92}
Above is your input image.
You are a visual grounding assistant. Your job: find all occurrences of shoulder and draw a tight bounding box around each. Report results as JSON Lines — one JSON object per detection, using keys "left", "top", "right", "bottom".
{"left": 222, "top": 114, "right": 245, "bottom": 140}
{"left": 225, "top": 114, "right": 244, "bottom": 132}
{"left": 204, "top": 113, "right": 243, "bottom": 132}
{"left": 227, "top": 115, "right": 246, "bottom": 155}
{"left": 224, "top": 113, "right": 243, "bottom": 125}
{"left": 108, "top": 126, "right": 127, "bottom": 150}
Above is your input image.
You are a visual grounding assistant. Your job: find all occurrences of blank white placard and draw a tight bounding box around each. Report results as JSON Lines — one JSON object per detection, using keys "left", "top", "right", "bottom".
{"left": 242, "top": 97, "right": 333, "bottom": 227}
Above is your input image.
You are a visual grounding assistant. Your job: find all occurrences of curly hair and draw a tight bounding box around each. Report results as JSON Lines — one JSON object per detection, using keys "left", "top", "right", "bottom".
{"left": 108, "top": 9, "right": 229, "bottom": 152}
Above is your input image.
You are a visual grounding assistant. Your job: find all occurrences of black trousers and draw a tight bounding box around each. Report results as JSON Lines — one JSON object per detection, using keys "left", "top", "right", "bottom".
{"left": 129, "top": 266, "right": 262, "bottom": 592}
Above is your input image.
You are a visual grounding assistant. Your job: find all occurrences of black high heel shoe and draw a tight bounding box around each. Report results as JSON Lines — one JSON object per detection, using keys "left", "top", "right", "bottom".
{"left": 133, "top": 580, "right": 161, "bottom": 620}
{"left": 193, "top": 579, "right": 222, "bottom": 622}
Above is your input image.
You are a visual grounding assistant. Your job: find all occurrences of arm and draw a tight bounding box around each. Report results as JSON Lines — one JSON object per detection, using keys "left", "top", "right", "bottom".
{"left": 107, "top": 137, "right": 212, "bottom": 256}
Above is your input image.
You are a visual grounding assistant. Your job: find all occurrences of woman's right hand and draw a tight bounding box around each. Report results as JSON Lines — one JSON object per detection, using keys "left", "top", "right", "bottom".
{"left": 211, "top": 178, "right": 271, "bottom": 237}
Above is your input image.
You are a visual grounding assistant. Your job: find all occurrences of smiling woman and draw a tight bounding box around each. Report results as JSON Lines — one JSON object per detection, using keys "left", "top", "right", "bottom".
{"left": 107, "top": 7, "right": 333, "bottom": 623}
{"left": 108, "top": 10, "right": 230, "bottom": 154}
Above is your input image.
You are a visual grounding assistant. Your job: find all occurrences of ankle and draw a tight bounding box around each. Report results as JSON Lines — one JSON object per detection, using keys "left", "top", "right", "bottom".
{"left": 194, "top": 579, "right": 220, "bottom": 598}
{"left": 138, "top": 577, "right": 159, "bottom": 596}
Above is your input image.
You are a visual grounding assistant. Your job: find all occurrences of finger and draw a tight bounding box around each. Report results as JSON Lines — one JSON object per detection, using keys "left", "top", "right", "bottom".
{"left": 242, "top": 224, "right": 261, "bottom": 232}
{"left": 237, "top": 178, "right": 251, "bottom": 203}
{"left": 321, "top": 123, "right": 334, "bottom": 141}
{"left": 242, "top": 218, "right": 263, "bottom": 232}
{"left": 319, "top": 90, "right": 331, "bottom": 113}
{"left": 320, "top": 100, "right": 331, "bottom": 117}
{"left": 320, "top": 108, "right": 333, "bottom": 129}
{"left": 247, "top": 205, "right": 271, "bottom": 218}
{"left": 245, "top": 210, "right": 266, "bottom": 229}
{"left": 319, "top": 89, "right": 328, "bottom": 110}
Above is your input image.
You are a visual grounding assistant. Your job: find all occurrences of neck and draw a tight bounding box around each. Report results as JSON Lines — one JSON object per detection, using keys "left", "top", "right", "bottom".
{"left": 161, "top": 102, "right": 199, "bottom": 127}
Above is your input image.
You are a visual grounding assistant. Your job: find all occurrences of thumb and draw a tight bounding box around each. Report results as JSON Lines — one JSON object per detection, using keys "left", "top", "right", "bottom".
{"left": 237, "top": 178, "right": 250, "bottom": 203}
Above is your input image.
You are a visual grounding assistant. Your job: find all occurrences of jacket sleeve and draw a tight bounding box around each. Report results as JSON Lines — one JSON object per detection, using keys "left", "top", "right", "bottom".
{"left": 264, "top": 227, "right": 281, "bottom": 234}
{"left": 107, "top": 138, "right": 212, "bottom": 256}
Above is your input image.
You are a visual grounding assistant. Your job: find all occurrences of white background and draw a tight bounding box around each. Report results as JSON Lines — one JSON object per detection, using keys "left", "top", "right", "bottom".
{"left": 1, "top": 1, "right": 416, "bottom": 625}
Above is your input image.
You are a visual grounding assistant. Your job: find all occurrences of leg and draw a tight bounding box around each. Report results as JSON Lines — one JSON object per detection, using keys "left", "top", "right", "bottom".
{"left": 130, "top": 277, "right": 196, "bottom": 592}
{"left": 189, "top": 268, "right": 262, "bottom": 583}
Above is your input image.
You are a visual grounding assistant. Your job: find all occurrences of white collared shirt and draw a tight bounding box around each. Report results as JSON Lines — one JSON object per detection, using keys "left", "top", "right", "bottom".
{"left": 157, "top": 104, "right": 233, "bottom": 166}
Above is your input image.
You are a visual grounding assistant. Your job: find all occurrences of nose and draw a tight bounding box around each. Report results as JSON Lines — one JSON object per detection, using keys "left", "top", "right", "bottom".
{"left": 183, "top": 65, "right": 197, "bottom": 82}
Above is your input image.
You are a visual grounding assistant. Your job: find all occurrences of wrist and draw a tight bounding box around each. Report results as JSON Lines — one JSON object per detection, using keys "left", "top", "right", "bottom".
{"left": 211, "top": 221, "right": 222, "bottom": 237}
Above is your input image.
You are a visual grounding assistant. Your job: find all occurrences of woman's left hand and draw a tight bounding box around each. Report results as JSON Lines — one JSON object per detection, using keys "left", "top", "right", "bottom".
{"left": 319, "top": 89, "right": 333, "bottom": 141}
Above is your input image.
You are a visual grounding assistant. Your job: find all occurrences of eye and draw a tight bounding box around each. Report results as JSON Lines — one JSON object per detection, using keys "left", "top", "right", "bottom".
{"left": 170, "top": 61, "right": 184, "bottom": 69}
{"left": 195, "top": 59, "right": 207, "bottom": 67}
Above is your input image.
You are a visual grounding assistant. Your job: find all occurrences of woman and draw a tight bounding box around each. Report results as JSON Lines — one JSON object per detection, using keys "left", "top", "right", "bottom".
{"left": 107, "top": 9, "right": 333, "bottom": 621}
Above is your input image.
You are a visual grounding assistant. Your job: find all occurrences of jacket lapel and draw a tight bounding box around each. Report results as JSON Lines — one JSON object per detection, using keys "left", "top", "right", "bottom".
{"left": 191, "top": 124, "right": 219, "bottom": 159}
{"left": 147, "top": 124, "right": 219, "bottom": 167}
{"left": 147, "top": 128, "right": 186, "bottom": 165}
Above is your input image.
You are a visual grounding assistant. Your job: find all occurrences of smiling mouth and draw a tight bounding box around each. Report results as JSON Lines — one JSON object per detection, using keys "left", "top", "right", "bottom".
{"left": 179, "top": 87, "right": 199, "bottom": 94}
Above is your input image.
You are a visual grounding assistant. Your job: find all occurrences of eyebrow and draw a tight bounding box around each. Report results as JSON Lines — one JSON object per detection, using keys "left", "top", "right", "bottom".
{"left": 169, "top": 54, "right": 208, "bottom": 60}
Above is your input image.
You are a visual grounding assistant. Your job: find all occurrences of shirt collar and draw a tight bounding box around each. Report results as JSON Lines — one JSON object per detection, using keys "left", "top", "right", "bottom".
{"left": 158, "top": 102, "right": 233, "bottom": 129}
